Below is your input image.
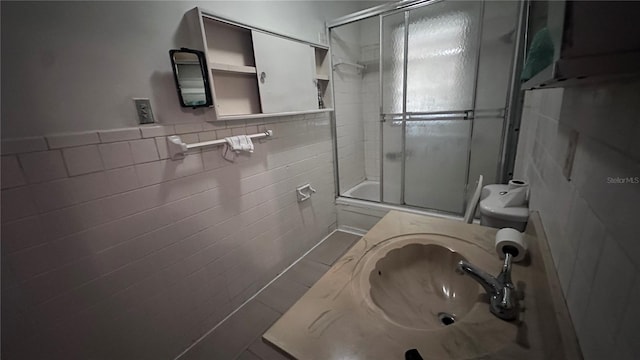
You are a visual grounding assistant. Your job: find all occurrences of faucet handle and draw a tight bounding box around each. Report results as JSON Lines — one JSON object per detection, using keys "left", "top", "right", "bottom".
{"left": 500, "top": 285, "right": 514, "bottom": 309}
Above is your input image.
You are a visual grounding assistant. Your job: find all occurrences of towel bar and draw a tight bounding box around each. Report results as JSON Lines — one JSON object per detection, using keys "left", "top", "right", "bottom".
{"left": 167, "top": 130, "right": 273, "bottom": 160}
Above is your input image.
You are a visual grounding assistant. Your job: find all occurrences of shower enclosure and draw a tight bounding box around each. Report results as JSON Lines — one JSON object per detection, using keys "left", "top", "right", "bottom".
{"left": 329, "top": 0, "right": 524, "bottom": 217}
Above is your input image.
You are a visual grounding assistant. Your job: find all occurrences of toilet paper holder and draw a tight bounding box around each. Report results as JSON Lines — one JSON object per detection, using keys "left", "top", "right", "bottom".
{"left": 296, "top": 184, "right": 316, "bottom": 202}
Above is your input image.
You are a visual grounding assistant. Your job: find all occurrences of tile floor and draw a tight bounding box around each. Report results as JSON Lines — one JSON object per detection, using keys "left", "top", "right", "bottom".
{"left": 180, "top": 230, "right": 361, "bottom": 360}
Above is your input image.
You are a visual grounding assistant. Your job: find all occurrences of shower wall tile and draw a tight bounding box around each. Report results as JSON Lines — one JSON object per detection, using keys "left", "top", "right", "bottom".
{"left": 514, "top": 78, "right": 640, "bottom": 360}
{"left": 0, "top": 113, "right": 336, "bottom": 360}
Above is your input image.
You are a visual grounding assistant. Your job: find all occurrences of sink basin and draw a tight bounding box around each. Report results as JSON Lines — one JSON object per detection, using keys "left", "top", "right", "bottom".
{"left": 368, "top": 243, "right": 480, "bottom": 330}
{"left": 263, "top": 212, "right": 548, "bottom": 360}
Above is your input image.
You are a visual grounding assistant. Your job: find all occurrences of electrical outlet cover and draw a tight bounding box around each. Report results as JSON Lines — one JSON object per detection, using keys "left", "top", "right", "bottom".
{"left": 134, "top": 98, "right": 155, "bottom": 124}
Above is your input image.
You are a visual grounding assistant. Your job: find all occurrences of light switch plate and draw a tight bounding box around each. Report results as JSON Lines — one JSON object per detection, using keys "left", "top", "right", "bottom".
{"left": 133, "top": 98, "right": 155, "bottom": 124}
{"left": 563, "top": 130, "right": 579, "bottom": 181}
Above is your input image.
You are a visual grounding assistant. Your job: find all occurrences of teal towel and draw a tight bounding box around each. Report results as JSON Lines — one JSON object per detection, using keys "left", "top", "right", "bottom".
{"left": 521, "top": 27, "right": 554, "bottom": 82}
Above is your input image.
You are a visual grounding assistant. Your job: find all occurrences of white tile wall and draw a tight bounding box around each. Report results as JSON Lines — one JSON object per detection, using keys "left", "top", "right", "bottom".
{"left": 46, "top": 131, "right": 100, "bottom": 149}
{"left": 129, "top": 138, "right": 160, "bottom": 164}
{"left": 0, "top": 114, "right": 336, "bottom": 360}
{"left": 514, "top": 78, "right": 640, "bottom": 360}
{"left": 98, "top": 142, "right": 134, "bottom": 169}
{"left": 1, "top": 156, "right": 27, "bottom": 189}
{"left": 140, "top": 125, "right": 175, "bottom": 138}
{"left": 1, "top": 136, "right": 48, "bottom": 155}
{"left": 98, "top": 128, "right": 142, "bottom": 143}
{"left": 18, "top": 150, "right": 68, "bottom": 183}
{"left": 62, "top": 145, "right": 104, "bottom": 176}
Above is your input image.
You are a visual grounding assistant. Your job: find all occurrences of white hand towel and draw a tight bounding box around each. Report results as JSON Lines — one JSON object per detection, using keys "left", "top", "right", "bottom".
{"left": 223, "top": 136, "right": 240, "bottom": 162}
{"left": 225, "top": 136, "right": 241, "bottom": 151}
{"left": 222, "top": 143, "right": 235, "bottom": 162}
{"left": 238, "top": 135, "right": 254, "bottom": 153}
{"left": 223, "top": 135, "right": 254, "bottom": 162}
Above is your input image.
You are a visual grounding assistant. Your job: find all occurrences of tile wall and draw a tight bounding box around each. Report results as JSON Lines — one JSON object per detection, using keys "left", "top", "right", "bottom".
{"left": 514, "top": 78, "right": 640, "bottom": 360}
{"left": 1, "top": 113, "right": 337, "bottom": 359}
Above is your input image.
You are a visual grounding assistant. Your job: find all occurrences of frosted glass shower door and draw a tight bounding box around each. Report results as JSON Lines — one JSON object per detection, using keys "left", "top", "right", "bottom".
{"left": 381, "top": 12, "right": 406, "bottom": 205}
{"left": 403, "top": 1, "right": 482, "bottom": 214}
{"left": 404, "top": 120, "right": 471, "bottom": 213}
{"left": 405, "top": 1, "right": 482, "bottom": 113}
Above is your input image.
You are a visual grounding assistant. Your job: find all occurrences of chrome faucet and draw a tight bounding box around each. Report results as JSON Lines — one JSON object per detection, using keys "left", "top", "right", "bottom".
{"left": 456, "top": 253, "right": 518, "bottom": 321}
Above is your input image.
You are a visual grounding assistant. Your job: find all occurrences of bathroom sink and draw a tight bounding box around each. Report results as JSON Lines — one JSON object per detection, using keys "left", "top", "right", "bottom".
{"left": 264, "top": 213, "right": 545, "bottom": 360}
{"left": 368, "top": 243, "right": 479, "bottom": 330}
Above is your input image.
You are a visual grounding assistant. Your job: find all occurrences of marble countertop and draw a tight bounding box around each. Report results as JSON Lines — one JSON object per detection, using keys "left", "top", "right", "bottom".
{"left": 263, "top": 211, "right": 582, "bottom": 360}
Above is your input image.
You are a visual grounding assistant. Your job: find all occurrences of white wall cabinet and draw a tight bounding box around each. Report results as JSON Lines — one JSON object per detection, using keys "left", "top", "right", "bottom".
{"left": 187, "top": 7, "right": 332, "bottom": 120}
{"left": 252, "top": 31, "right": 317, "bottom": 113}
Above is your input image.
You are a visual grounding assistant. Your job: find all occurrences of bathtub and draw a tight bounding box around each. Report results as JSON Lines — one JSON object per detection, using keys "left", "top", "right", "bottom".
{"left": 338, "top": 180, "right": 462, "bottom": 234}
{"left": 342, "top": 180, "right": 380, "bottom": 202}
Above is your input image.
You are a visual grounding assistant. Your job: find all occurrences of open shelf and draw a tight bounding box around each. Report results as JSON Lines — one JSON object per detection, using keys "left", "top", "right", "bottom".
{"left": 211, "top": 71, "right": 261, "bottom": 116}
{"left": 203, "top": 17, "right": 255, "bottom": 68}
{"left": 316, "top": 78, "right": 331, "bottom": 109}
{"left": 210, "top": 62, "right": 257, "bottom": 74}
{"left": 314, "top": 47, "right": 330, "bottom": 78}
{"left": 313, "top": 46, "right": 331, "bottom": 109}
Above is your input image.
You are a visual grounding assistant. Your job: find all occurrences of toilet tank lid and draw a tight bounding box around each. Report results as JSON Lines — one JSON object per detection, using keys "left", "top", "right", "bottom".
{"left": 479, "top": 185, "right": 529, "bottom": 222}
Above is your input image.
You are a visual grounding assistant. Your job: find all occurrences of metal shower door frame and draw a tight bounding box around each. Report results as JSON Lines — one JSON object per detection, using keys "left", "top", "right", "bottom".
{"left": 379, "top": 1, "right": 485, "bottom": 215}
{"left": 327, "top": 0, "right": 524, "bottom": 214}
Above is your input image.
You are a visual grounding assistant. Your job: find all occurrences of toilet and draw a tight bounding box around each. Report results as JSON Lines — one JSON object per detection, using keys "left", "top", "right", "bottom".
{"left": 479, "top": 184, "right": 529, "bottom": 232}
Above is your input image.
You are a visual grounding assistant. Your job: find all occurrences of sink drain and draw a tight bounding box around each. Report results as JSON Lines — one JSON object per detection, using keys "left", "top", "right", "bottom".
{"left": 438, "top": 312, "right": 456, "bottom": 326}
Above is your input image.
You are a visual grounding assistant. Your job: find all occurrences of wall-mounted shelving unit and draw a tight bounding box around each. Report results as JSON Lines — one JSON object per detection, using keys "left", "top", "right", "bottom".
{"left": 200, "top": 18, "right": 261, "bottom": 117}
{"left": 186, "top": 7, "right": 333, "bottom": 121}
{"left": 313, "top": 46, "right": 331, "bottom": 109}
